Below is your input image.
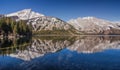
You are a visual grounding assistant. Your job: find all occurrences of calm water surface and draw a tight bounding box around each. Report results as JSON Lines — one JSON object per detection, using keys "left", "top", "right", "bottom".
{"left": 0, "top": 36, "right": 120, "bottom": 70}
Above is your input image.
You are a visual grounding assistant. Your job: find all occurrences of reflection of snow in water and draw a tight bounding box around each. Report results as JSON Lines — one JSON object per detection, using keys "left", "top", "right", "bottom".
{"left": 9, "top": 39, "right": 71, "bottom": 61}
{"left": 0, "top": 36, "right": 120, "bottom": 70}
{"left": 7, "top": 36, "right": 120, "bottom": 61}
{"left": 68, "top": 36, "right": 120, "bottom": 53}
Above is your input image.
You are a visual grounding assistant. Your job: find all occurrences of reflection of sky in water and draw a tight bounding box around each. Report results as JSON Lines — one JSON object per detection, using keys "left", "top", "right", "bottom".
{"left": 0, "top": 49, "right": 120, "bottom": 70}
{"left": 0, "top": 56, "right": 23, "bottom": 70}
{"left": 0, "top": 36, "right": 120, "bottom": 70}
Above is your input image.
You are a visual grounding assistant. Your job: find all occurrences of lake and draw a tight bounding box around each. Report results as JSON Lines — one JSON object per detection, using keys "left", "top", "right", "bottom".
{"left": 0, "top": 36, "right": 120, "bottom": 70}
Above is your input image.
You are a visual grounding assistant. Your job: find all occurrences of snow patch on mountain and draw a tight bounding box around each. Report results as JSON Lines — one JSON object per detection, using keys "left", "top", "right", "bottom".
{"left": 68, "top": 17, "right": 120, "bottom": 34}
{"left": 6, "top": 9, "right": 44, "bottom": 20}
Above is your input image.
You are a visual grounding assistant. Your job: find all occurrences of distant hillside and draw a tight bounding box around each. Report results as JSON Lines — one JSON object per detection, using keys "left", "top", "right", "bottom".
{"left": 68, "top": 17, "right": 120, "bottom": 35}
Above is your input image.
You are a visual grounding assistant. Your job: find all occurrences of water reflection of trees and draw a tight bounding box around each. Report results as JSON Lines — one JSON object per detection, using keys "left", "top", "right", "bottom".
{"left": 0, "top": 37, "right": 31, "bottom": 55}
{"left": 0, "top": 36, "right": 76, "bottom": 57}
{"left": 9, "top": 36, "right": 77, "bottom": 60}
{"left": 0, "top": 36, "right": 120, "bottom": 60}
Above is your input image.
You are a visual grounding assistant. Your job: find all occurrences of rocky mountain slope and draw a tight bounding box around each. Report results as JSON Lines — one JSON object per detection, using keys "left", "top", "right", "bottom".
{"left": 27, "top": 16, "right": 71, "bottom": 31}
{"left": 5, "top": 9, "right": 78, "bottom": 35}
{"left": 68, "top": 17, "right": 120, "bottom": 35}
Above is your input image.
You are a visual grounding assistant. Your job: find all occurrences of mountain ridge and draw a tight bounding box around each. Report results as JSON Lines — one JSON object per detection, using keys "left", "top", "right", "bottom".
{"left": 1, "top": 9, "right": 120, "bottom": 35}
{"left": 5, "top": 9, "right": 79, "bottom": 35}
{"left": 68, "top": 17, "right": 120, "bottom": 34}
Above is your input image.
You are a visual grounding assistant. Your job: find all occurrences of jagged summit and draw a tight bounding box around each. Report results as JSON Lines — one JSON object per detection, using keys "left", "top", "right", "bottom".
{"left": 6, "top": 9, "right": 44, "bottom": 20}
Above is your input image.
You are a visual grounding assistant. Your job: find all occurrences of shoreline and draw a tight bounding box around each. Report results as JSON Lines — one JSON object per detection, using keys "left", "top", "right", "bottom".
{"left": 33, "top": 34, "right": 120, "bottom": 36}
{"left": 0, "top": 34, "right": 120, "bottom": 39}
{"left": 0, "top": 35, "right": 30, "bottom": 39}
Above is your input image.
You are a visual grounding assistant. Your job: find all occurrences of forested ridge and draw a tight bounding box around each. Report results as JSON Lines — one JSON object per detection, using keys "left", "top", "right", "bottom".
{"left": 0, "top": 17, "right": 32, "bottom": 37}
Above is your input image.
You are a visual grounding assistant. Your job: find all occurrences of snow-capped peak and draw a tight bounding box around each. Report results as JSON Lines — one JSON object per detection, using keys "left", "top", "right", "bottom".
{"left": 6, "top": 9, "right": 44, "bottom": 20}
{"left": 68, "top": 16, "right": 115, "bottom": 26}
{"left": 76, "top": 17, "right": 108, "bottom": 22}
{"left": 82, "top": 16, "right": 96, "bottom": 20}
{"left": 68, "top": 16, "right": 120, "bottom": 34}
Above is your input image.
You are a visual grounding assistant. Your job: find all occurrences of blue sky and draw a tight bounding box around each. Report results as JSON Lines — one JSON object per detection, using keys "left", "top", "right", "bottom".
{"left": 0, "top": 0, "right": 120, "bottom": 21}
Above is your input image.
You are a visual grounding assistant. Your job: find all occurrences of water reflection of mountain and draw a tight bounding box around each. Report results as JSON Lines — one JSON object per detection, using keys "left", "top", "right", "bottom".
{"left": 0, "top": 36, "right": 120, "bottom": 61}
{"left": 9, "top": 36, "right": 75, "bottom": 61}
{"left": 68, "top": 36, "right": 120, "bottom": 53}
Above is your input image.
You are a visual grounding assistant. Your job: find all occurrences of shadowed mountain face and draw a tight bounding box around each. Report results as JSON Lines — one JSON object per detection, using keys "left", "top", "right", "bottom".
{"left": 0, "top": 36, "right": 120, "bottom": 61}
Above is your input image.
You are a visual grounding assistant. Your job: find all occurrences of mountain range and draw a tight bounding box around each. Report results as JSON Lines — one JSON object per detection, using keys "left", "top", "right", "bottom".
{"left": 2, "top": 9, "right": 120, "bottom": 35}
{"left": 68, "top": 17, "right": 120, "bottom": 34}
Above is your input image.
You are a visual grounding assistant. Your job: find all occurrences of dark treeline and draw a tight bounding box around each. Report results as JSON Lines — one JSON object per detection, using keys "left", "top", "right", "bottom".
{"left": 0, "top": 17, "right": 32, "bottom": 37}
{"left": 0, "top": 37, "right": 31, "bottom": 54}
